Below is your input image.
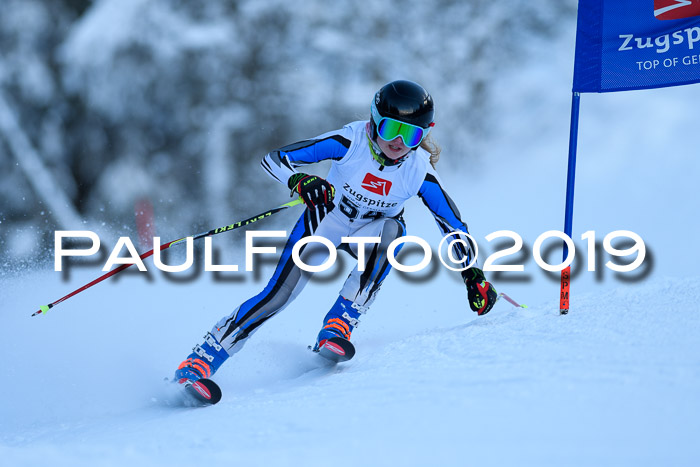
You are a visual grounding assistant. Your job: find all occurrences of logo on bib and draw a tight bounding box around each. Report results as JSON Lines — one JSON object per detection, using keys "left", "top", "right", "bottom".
{"left": 361, "top": 173, "right": 392, "bottom": 196}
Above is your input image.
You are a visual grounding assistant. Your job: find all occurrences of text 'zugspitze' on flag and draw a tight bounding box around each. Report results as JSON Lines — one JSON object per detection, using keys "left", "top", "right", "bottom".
{"left": 574, "top": 0, "right": 700, "bottom": 92}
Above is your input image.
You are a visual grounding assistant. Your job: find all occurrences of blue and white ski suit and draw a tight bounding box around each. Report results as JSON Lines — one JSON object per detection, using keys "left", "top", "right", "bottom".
{"left": 211, "top": 121, "right": 475, "bottom": 355}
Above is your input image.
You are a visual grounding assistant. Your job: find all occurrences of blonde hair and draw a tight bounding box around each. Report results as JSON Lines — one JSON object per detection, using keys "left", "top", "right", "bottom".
{"left": 420, "top": 135, "right": 441, "bottom": 168}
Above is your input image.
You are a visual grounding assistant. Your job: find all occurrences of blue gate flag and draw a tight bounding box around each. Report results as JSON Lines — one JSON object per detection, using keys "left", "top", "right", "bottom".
{"left": 574, "top": 0, "right": 700, "bottom": 92}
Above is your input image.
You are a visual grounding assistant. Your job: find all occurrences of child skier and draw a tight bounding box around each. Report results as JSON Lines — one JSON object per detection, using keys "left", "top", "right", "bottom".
{"left": 174, "top": 80, "right": 497, "bottom": 385}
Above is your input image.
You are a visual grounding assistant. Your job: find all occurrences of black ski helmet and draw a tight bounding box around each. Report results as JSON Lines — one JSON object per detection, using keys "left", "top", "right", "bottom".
{"left": 371, "top": 80, "right": 434, "bottom": 130}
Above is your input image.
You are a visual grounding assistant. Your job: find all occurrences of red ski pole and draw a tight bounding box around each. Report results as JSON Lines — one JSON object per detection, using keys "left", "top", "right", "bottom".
{"left": 32, "top": 198, "right": 303, "bottom": 317}
{"left": 497, "top": 292, "right": 528, "bottom": 308}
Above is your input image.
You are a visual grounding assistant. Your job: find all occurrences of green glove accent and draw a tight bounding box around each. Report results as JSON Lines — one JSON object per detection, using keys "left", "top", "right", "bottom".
{"left": 464, "top": 267, "right": 497, "bottom": 316}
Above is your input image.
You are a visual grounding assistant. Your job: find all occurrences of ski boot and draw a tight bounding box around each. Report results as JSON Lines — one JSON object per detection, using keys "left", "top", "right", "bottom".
{"left": 312, "top": 296, "right": 361, "bottom": 362}
{"left": 173, "top": 332, "right": 228, "bottom": 404}
{"left": 175, "top": 332, "right": 229, "bottom": 382}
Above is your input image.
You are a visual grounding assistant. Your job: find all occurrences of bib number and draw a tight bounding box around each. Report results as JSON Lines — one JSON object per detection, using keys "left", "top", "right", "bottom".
{"left": 338, "top": 195, "right": 383, "bottom": 221}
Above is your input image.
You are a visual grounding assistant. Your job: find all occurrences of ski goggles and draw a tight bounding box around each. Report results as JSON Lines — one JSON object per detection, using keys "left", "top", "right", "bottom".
{"left": 374, "top": 117, "right": 433, "bottom": 148}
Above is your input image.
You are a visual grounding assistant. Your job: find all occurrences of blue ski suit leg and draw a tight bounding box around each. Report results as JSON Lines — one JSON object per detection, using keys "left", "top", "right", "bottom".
{"left": 209, "top": 209, "right": 406, "bottom": 358}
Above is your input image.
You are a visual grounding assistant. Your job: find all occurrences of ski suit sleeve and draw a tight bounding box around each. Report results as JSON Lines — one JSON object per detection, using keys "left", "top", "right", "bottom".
{"left": 260, "top": 127, "right": 353, "bottom": 185}
{"left": 417, "top": 170, "right": 479, "bottom": 273}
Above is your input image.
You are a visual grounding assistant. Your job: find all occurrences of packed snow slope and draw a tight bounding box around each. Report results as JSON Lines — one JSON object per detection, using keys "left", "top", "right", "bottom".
{"left": 1, "top": 268, "right": 699, "bottom": 466}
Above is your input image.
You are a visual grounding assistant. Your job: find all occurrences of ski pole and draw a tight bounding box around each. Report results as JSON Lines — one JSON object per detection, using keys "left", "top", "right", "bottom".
{"left": 497, "top": 292, "right": 528, "bottom": 308}
{"left": 32, "top": 198, "right": 304, "bottom": 317}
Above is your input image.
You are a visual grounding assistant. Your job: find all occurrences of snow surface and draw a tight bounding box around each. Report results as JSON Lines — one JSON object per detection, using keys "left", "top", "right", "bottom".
{"left": 2, "top": 269, "right": 699, "bottom": 466}
{"left": 4, "top": 5, "right": 700, "bottom": 467}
